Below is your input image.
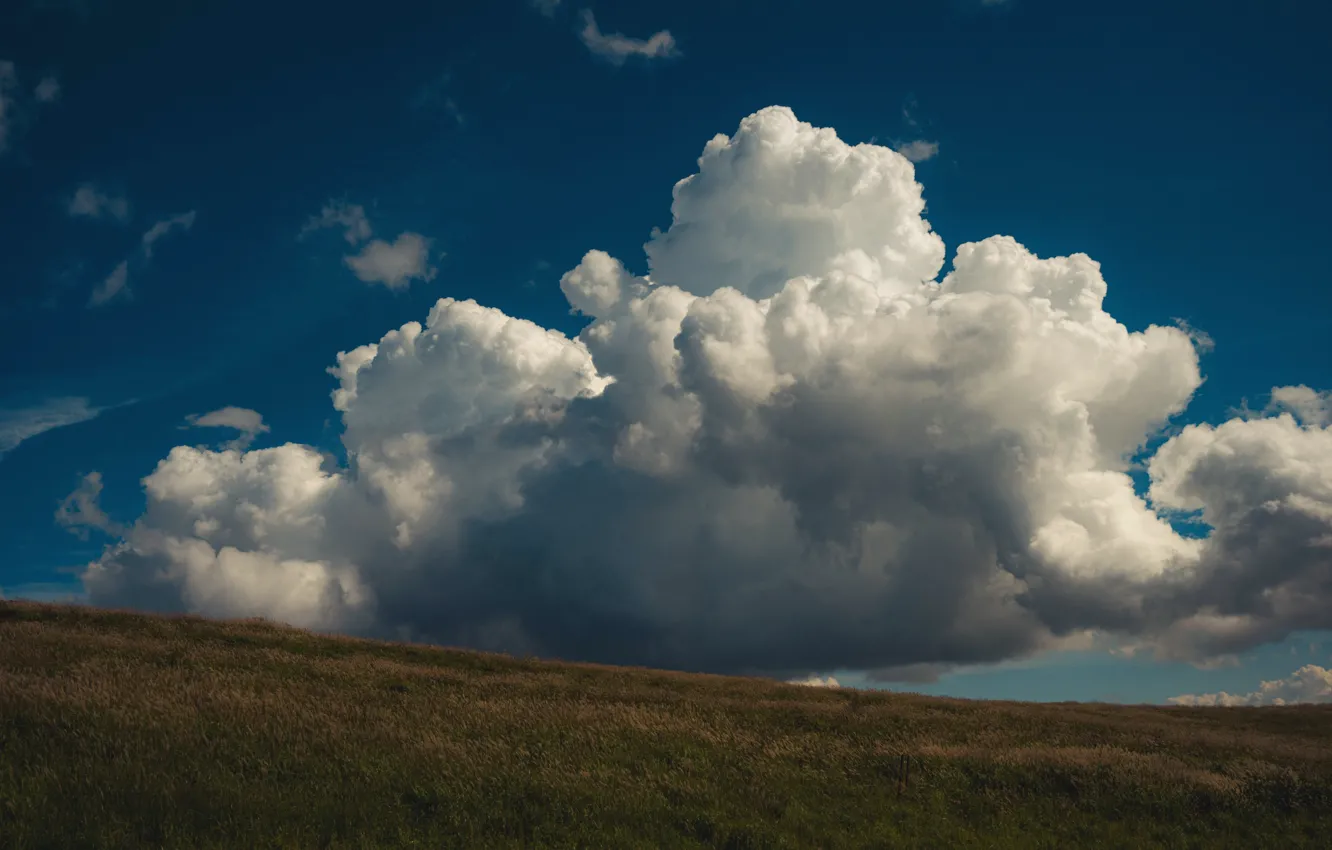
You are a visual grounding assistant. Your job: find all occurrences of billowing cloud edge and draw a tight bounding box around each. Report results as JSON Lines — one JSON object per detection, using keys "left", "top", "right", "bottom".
{"left": 60, "top": 106, "right": 1332, "bottom": 684}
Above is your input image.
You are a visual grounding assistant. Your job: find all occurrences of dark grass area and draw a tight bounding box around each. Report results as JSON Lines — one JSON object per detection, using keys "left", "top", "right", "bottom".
{"left": 2, "top": 600, "right": 1330, "bottom": 849}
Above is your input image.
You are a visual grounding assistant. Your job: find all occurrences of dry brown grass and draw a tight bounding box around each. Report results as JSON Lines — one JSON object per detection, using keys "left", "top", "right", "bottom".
{"left": 2, "top": 599, "right": 1330, "bottom": 849}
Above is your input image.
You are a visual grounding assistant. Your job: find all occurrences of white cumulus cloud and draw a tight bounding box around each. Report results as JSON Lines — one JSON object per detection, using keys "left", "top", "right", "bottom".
{"left": 1143, "top": 407, "right": 1332, "bottom": 660}
{"left": 579, "top": 10, "right": 678, "bottom": 65}
{"left": 70, "top": 107, "right": 1332, "bottom": 683}
{"left": 1169, "top": 665, "right": 1332, "bottom": 706}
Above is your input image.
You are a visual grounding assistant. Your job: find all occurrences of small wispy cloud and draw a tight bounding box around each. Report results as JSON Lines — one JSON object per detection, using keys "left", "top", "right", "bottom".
{"left": 183, "top": 406, "right": 271, "bottom": 451}
{"left": 579, "top": 10, "right": 679, "bottom": 65}
{"left": 141, "top": 211, "right": 197, "bottom": 258}
{"left": 88, "top": 211, "right": 197, "bottom": 308}
{"left": 345, "top": 233, "right": 438, "bottom": 290}
{"left": 303, "top": 199, "right": 439, "bottom": 290}
{"left": 55, "top": 470, "right": 124, "bottom": 539}
{"left": 442, "top": 98, "right": 464, "bottom": 126}
{"left": 0, "top": 61, "right": 60, "bottom": 155}
{"left": 0, "top": 397, "right": 104, "bottom": 459}
{"left": 895, "top": 140, "right": 940, "bottom": 163}
{"left": 1172, "top": 318, "right": 1215, "bottom": 354}
{"left": 33, "top": 75, "right": 60, "bottom": 103}
{"left": 902, "top": 95, "right": 921, "bottom": 129}
{"left": 300, "top": 200, "right": 372, "bottom": 245}
{"left": 893, "top": 95, "right": 939, "bottom": 163}
{"left": 531, "top": 0, "right": 561, "bottom": 18}
{"left": 410, "top": 72, "right": 466, "bottom": 128}
{"left": 87, "top": 260, "right": 128, "bottom": 307}
{"left": 68, "top": 183, "right": 130, "bottom": 222}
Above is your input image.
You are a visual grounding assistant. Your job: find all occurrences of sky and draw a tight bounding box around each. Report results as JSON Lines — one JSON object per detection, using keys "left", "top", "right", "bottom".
{"left": 1, "top": 0, "right": 1330, "bottom": 707}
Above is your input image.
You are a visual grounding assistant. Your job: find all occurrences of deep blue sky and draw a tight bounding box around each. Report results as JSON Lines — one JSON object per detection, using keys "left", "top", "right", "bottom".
{"left": 1, "top": 0, "right": 1329, "bottom": 703}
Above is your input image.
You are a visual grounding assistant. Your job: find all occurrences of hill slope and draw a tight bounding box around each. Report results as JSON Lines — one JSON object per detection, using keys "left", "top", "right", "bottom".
{"left": 2, "top": 600, "right": 1330, "bottom": 849}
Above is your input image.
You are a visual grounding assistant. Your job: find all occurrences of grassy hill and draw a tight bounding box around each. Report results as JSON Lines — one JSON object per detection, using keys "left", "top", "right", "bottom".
{"left": 2, "top": 600, "right": 1330, "bottom": 849}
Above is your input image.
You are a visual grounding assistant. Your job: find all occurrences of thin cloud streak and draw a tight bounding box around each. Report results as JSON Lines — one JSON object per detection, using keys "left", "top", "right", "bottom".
{"left": 0, "top": 397, "right": 104, "bottom": 458}
{"left": 579, "top": 10, "right": 678, "bottom": 65}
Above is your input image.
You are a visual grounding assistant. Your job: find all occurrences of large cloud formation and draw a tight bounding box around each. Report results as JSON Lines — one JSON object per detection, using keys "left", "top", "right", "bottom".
{"left": 74, "top": 107, "right": 1332, "bottom": 680}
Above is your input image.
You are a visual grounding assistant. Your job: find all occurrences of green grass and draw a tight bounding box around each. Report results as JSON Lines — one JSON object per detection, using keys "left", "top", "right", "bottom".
{"left": 2, "top": 600, "right": 1330, "bottom": 849}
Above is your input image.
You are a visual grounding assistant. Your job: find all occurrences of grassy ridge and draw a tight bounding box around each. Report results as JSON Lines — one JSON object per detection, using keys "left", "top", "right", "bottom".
{"left": 1, "top": 601, "right": 1330, "bottom": 849}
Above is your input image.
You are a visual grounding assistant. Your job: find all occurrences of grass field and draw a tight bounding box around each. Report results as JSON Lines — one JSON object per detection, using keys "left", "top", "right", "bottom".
{"left": 2, "top": 600, "right": 1330, "bottom": 849}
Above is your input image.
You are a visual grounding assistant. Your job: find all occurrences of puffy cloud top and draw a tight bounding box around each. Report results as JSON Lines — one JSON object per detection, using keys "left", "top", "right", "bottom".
{"left": 645, "top": 106, "right": 945, "bottom": 301}
{"left": 70, "top": 107, "right": 1332, "bottom": 682}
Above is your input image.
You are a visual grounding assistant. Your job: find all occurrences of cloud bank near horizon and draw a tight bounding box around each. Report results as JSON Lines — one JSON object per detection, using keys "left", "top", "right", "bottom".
{"left": 1170, "top": 664, "right": 1332, "bottom": 707}
{"left": 64, "top": 107, "right": 1332, "bottom": 684}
